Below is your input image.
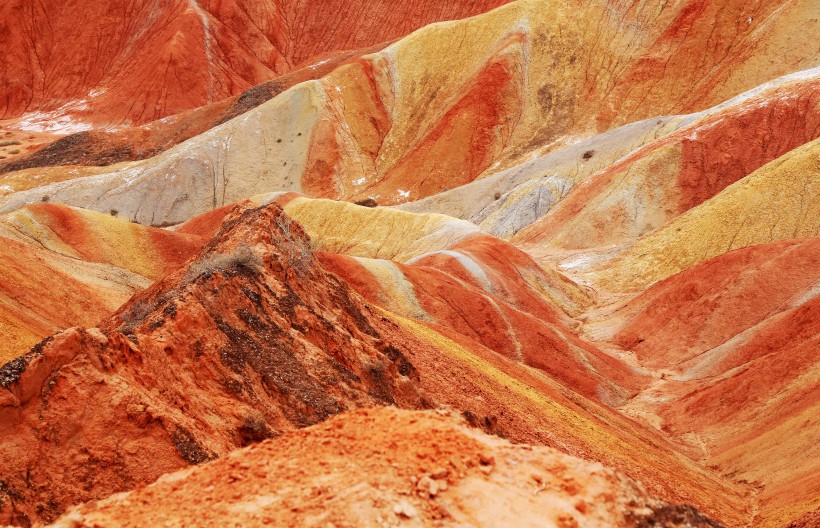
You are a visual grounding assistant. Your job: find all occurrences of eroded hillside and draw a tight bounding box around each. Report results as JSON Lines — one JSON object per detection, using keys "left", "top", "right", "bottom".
{"left": 0, "top": 0, "right": 817, "bottom": 526}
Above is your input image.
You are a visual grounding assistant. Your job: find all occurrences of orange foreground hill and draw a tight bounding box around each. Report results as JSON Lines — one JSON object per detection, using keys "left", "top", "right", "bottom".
{"left": 50, "top": 407, "right": 724, "bottom": 528}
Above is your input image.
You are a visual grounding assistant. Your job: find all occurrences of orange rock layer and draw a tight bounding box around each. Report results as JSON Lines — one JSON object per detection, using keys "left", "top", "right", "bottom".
{"left": 47, "top": 407, "right": 724, "bottom": 528}
{"left": 0, "top": 0, "right": 510, "bottom": 127}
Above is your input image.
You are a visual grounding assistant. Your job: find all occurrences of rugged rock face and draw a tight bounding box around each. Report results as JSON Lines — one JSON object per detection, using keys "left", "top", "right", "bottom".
{"left": 0, "top": 200, "right": 753, "bottom": 527}
{"left": 0, "top": 204, "right": 425, "bottom": 525}
{"left": 48, "top": 407, "right": 724, "bottom": 528}
{"left": 0, "top": 0, "right": 510, "bottom": 127}
{"left": 784, "top": 510, "right": 820, "bottom": 528}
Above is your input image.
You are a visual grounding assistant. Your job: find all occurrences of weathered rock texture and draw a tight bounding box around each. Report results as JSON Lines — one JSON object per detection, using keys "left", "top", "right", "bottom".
{"left": 0, "top": 1, "right": 817, "bottom": 527}
{"left": 48, "top": 407, "right": 724, "bottom": 528}
{"left": 0, "top": 0, "right": 510, "bottom": 127}
{"left": 0, "top": 204, "right": 425, "bottom": 525}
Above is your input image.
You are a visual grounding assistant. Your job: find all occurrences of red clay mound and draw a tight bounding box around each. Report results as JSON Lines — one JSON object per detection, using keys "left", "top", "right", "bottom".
{"left": 48, "top": 407, "right": 724, "bottom": 528}
{"left": 7, "top": 203, "right": 204, "bottom": 278}
{"left": 0, "top": 204, "right": 425, "bottom": 525}
{"left": 609, "top": 238, "right": 820, "bottom": 368}
{"left": 0, "top": 45, "right": 387, "bottom": 175}
{"left": 0, "top": 0, "right": 510, "bottom": 127}
{"left": 664, "top": 296, "right": 819, "bottom": 440}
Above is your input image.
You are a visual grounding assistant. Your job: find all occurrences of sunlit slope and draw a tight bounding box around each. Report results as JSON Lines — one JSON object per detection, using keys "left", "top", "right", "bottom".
{"left": 281, "top": 196, "right": 481, "bottom": 262}
{"left": 509, "top": 72, "right": 818, "bottom": 246}
{"left": 1, "top": 0, "right": 816, "bottom": 225}
{"left": 584, "top": 240, "right": 820, "bottom": 528}
{"left": 399, "top": 115, "right": 685, "bottom": 238}
{"left": 404, "top": 69, "right": 818, "bottom": 240}
{"left": 585, "top": 137, "right": 819, "bottom": 292}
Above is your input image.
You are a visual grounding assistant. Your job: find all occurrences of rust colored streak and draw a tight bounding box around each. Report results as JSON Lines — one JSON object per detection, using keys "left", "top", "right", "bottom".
{"left": 371, "top": 41, "right": 525, "bottom": 204}
{"left": 677, "top": 85, "right": 820, "bottom": 212}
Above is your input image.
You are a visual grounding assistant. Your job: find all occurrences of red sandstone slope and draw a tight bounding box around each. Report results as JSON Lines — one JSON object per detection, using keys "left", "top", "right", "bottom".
{"left": 47, "top": 407, "right": 723, "bottom": 528}
{"left": 577, "top": 238, "right": 820, "bottom": 526}
{"left": 318, "top": 233, "right": 644, "bottom": 406}
{"left": 0, "top": 45, "right": 387, "bottom": 176}
{"left": 264, "top": 195, "right": 642, "bottom": 405}
{"left": 1, "top": 203, "right": 203, "bottom": 278}
{"left": 0, "top": 0, "right": 509, "bottom": 128}
{"left": 0, "top": 203, "right": 426, "bottom": 525}
{"left": 0, "top": 1, "right": 817, "bottom": 527}
{"left": 600, "top": 239, "right": 820, "bottom": 369}
{"left": 0, "top": 237, "right": 146, "bottom": 365}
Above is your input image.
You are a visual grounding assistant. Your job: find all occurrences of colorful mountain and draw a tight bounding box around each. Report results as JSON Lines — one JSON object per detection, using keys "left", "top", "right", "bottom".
{"left": 0, "top": 1, "right": 817, "bottom": 526}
